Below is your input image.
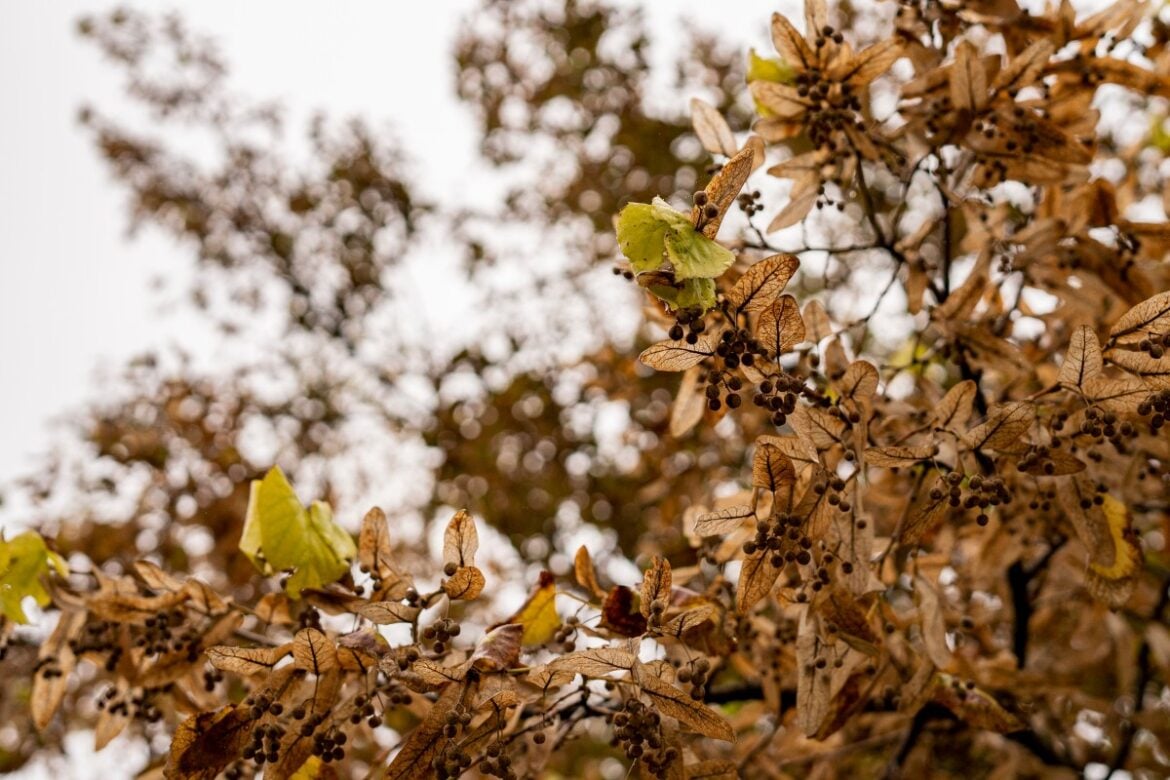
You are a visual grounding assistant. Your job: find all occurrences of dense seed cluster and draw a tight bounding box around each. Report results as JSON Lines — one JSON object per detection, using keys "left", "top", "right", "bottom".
{"left": 610, "top": 699, "right": 678, "bottom": 778}
{"left": 421, "top": 616, "right": 462, "bottom": 655}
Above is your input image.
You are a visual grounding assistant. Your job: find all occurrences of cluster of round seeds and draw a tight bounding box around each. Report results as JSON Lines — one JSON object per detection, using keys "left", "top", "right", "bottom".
{"left": 699, "top": 368, "right": 742, "bottom": 412}
{"left": 611, "top": 699, "right": 677, "bottom": 777}
{"left": 346, "top": 692, "right": 382, "bottom": 727}
{"left": 691, "top": 191, "right": 720, "bottom": 232}
{"left": 668, "top": 308, "right": 706, "bottom": 345}
{"left": 751, "top": 376, "right": 804, "bottom": 426}
{"left": 929, "top": 472, "right": 1010, "bottom": 526}
{"left": 675, "top": 657, "right": 712, "bottom": 700}
{"left": 480, "top": 741, "right": 517, "bottom": 780}
{"left": 136, "top": 609, "right": 196, "bottom": 658}
{"left": 736, "top": 189, "right": 764, "bottom": 217}
{"left": 742, "top": 511, "right": 812, "bottom": 567}
{"left": 552, "top": 615, "right": 578, "bottom": 651}
{"left": 430, "top": 710, "right": 475, "bottom": 779}
{"left": 421, "top": 617, "right": 461, "bottom": 654}
{"left": 1137, "top": 333, "right": 1169, "bottom": 359}
{"left": 713, "top": 328, "right": 765, "bottom": 370}
{"left": 242, "top": 723, "right": 284, "bottom": 766}
{"left": 202, "top": 666, "right": 225, "bottom": 692}
{"left": 311, "top": 727, "right": 347, "bottom": 763}
{"left": 1138, "top": 390, "right": 1169, "bottom": 433}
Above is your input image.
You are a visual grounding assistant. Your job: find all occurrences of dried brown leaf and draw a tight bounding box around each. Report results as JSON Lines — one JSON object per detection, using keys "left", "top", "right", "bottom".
{"left": 752, "top": 441, "right": 796, "bottom": 495}
{"left": 694, "top": 506, "right": 755, "bottom": 537}
{"left": 548, "top": 647, "right": 638, "bottom": 677}
{"left": 962, "top": 402, "right": 1034, "bottom": 452}
{"left": 1109, "top": 290, "right": 1170, "bottom": 345}
{"left": 756, "top": 294, "right": 805, "bottom": 355}
{"left": 693, "top": 144, "right": 755, "bottom": 238}
{"left": 726, "top": 254, "right": 800, "bottom": 314}
{"left": 864, "top": 445, "right": 935, "bottom": 468}
{"left": 639, "top": 336, "right": 716, "bottom": 372}
{"left": 573, "top": 545, "right": 607, "bottom": 599}
{"left": 670, "top": 366, "right": 705, "bottom": 437}
{"left": 207, "top": 644, "right": 292, "bottom": 676}
{"left": 933, "top": 380, "right": 977, "bottom": 432}
{"left": 442, "top": 509, "right": 478, "bottom": 568}
{"left": 442, "top": 566, "right": 486, "bottom": 601}
{"left": 1059, "top": 325, "right": 1103, "bottom": 389}
{"left": 641, "top": 555, "right": 673, "bottom": 618}
{"left": 637, "top": 669, "right": 735, "bottom": 742}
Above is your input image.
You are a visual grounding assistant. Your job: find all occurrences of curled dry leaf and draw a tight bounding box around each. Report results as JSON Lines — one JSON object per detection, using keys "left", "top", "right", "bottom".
{"left": 735, "top": 548, "right": 782, "bottom": 615}
{"left": 1105, "top": 347, "right": 1170, "bottom": 388}
{"left": 31, "top": 609, "right": 84, "bottom": 732}
{"left": 756, "top": 294, "right": 805, "bottom": 355}
{"left": 573, "top": 545, "right": 607, "bottom": 599}
{"left": 470, "top": 623, "right": 523, "bottom": 672}
{"left": 839, "top": 360, "right": 879, "bottom": 405}
{"left": 725, "top": 254, "right": 800, "bottom": 314}
{"left": 659, "top": 604, "right": 716, "bottom": 637}
{"left": 600, "top": 585, "right": 648, "bottom": 637}
{"left": 385, "top": 683, "right": 466, "bottom": 780}
{"left": 690, "top": 98, "right": 737, "bottom": 158}
{"left": 442, "top": 565, "right": 486, "bottom": 600}
{"left": 639, "top": 336, "right": 716, "bottom": 372}
{"left": 359, "top": 506, "right": 413, "bottom": 600}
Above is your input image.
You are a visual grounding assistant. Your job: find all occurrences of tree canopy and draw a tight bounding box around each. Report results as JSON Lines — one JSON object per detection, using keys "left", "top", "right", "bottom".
{"left": 3, "top": 1, "right": 1170, "bottom": 778}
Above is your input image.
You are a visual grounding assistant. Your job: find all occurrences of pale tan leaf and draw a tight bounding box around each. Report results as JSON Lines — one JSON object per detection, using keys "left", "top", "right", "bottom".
{"left": 756, "top": 294, "right": 805, "bottom": 355}
{"left": 864, "top": 445, "right": 935, "bottom": 468}
{"left": 670, "top": 367, "right": 706, "bottom": 437}
{"left": 132, "top": 560, "right": 183, "bottom": 593}
{"left": 726, "top": 254, "right": 800, "bottom": 314}
{"left": 686, "top": 760, "right": 738, "bottom": 779}
{"left": 1105, "top": 348, "right": 1170, "bottom": 388}
{"left": 637, "top": 670, "right": 735, "bottom": 742}
{"left": 930, "top": 673, "right": 1023, "bottom": 733}
{"left": 789, "top": 404, "right": 846, "bottom": 450}
{"left": 770, "top": 12, "right": 814, "bottom": 69}
{"left": 359, "top": 507, "right": 413, "bottom": 600}
{"left": 962, "top": 402, "right": 1034, "bottom": 452}
{"left": 915, "top": 576, "right": 952, "bottom": 669}
{"left": 355, "top": 601, "right": 421, "bottom": 625}
{"left": 690, "top": 98, "right": 737, "bottom": 158}
{"left": 993, "top": 39, "right": 1054, "bottom": 92}
{"left": 902, "top": 481, "right": 950, "bottom": 546}
{"left": 1059, "top": 325, "right": 1104, "bottom": 389}
{"left": 1083, "top": 375, "right": 1150, "bottom": 413}
{"left": 548, "top": 647, "right": 638, "bottom": 677}
{"left": 639, "top": 336, "right": 716, "bottom": 371}
{"left": 949, "top": 40, "right": 987, "bottom": 113}
{"left": 694, "top": 506, "right": 755, "bottom": 537}
{"left": 411, "top": 658, "right": 473, "bottom": 686}
{"left": 933, "top": 380, "right": 977, "bottom": 432}
{"left": 207, "top": 644, "right": 292, "bottom": 676}
{"left": 766, "top": 188, "right": 817, "bottom": 232}
{"left": 442, "top": 566, "right": 486, "bottom": 601}
{"left": 292, "top": 628, "right": 338, "bottom": 675}
{"left": 641, "top": 555, "right": 673, "bottom": 618}
{"left": 1109, "top": 290, "right": 1170, "bottom": 344}
{"left": 801, "top": 299, "right": 833, "bottom": 343}
{"left": 94, "top": 684, "right": 132, "bottom": 751}
{"left": 32, "top": 610, "right": 84, "bottom": 732}
{"left": 842, "top": 39, "right": 901, "bottom": 87}
{"left": 442, "top": 509, "right": 478, "bottom": 568}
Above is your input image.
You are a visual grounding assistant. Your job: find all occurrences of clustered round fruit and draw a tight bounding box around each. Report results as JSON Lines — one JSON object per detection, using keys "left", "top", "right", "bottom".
{"left": 675, "top": 656, "right": 712, "bottom": 701}
{"left": 929, "top": 472, "right": 1012, "bottom": 527}
{"left": 1138, "top": 389, "right": 1170, "bottom": 434}
{"left": 421, "top": 616, "right": 461, "bottom": 655}
{"left": 610, "top": 699, "right": 678, "bottom": 779}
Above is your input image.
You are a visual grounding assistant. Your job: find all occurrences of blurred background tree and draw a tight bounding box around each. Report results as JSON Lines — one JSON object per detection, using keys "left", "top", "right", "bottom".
{"left": 1, "top": 1, "right": 762, "bottom": 769}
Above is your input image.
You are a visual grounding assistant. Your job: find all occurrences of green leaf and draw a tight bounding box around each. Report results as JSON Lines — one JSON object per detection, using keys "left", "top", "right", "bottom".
{"left": 616, "top": 197, "right": 733, "bottom": 311}
{"left": 664, "top": 228, "right": 735, "bottom": 280}
{"left": 239, "top": 467, "right": 357, "bottom": 598}
{"left": 0, "top": 531, "right": 66, "bottom": 624}
{"left": 747, "top": 48, "right": 795, "bottom": 85}
{"left": 647, "top": 278, "right": 717, "bottom": 312}
{"left": 616, "top": 198, "right": 691, "bottom": 273}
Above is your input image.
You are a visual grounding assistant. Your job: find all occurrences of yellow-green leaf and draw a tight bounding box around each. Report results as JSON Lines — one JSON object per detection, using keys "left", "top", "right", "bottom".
{"left": 239, "top": 467, "right": 357, "bottom": 598}
{"left": 0, "top": 531, "right": 66, "bottom": 624}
